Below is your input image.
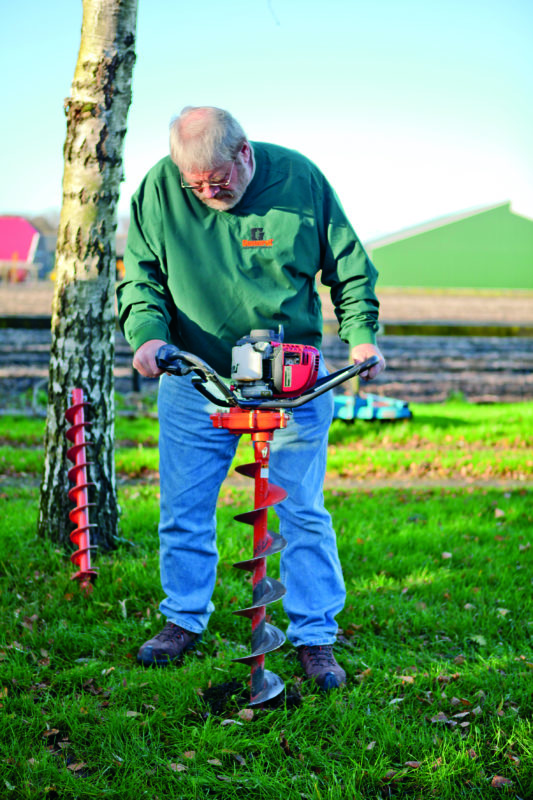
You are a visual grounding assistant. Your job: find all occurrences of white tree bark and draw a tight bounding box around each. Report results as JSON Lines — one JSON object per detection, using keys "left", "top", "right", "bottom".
{"left": 39, "top": 0, "right": 138, "bottom": 548}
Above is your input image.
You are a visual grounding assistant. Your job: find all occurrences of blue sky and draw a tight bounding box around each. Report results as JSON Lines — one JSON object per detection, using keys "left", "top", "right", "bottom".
{"left": 1, "top": 0, "right": 531, "bottom": 240}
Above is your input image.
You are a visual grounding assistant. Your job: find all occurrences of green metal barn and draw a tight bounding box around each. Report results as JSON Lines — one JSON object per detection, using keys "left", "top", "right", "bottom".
{"left": 366, "top": 203, "right": 533, "bottom": 289}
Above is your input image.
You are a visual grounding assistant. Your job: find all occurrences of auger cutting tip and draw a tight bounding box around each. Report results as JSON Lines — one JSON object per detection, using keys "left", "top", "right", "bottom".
{"left": 249, "top": 669, "right": 285, "bottom": 706}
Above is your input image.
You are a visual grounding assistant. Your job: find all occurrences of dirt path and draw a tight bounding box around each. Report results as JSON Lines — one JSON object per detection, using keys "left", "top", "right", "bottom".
{"left": 2, "top": 281, "right": 533, "bottom": 323}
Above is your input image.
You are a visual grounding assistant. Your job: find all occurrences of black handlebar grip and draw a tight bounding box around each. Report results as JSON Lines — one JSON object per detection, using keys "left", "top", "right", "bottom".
{"left": 155, "top": 344, "right": 191, "bottom": 376}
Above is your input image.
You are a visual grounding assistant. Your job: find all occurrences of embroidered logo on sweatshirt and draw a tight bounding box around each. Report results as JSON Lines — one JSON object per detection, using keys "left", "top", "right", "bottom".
{"left": 242, "top": 227, "right": 273, "bottom": 248}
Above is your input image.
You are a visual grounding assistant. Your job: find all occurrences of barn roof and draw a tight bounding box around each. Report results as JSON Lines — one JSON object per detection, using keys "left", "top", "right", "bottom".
{"left": 0, "top": 215, "right": 40, "bottom": 262}
{"left": 367, "top": 202, "right": 515, "bottom": 250}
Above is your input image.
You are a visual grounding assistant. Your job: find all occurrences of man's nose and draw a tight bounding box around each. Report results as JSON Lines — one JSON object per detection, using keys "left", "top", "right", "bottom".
{"left": 200, "top": 184, "right": 220, "bottom": 198}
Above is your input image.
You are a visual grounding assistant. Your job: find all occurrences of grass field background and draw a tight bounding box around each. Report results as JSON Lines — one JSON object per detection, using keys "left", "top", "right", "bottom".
{"left": 0, "top": 400, "right": 532, "bottom": 798}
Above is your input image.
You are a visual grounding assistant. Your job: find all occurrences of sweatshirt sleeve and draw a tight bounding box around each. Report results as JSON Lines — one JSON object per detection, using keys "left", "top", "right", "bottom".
{"left": 116, "top": 177, "right": 174, "bottom": 352}
{"left": 319, "top": 182, "right": 380, "bottom": 349}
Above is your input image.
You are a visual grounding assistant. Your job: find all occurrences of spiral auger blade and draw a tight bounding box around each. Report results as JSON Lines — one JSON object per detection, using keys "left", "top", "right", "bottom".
{"left": 231, "top": 437, "right": 289, "bottom": 706}
{"left": 210, "top": 408, "right": 289, "bottom": 705}
{"left": 65, "top": 388, "right": 98, "bottom": 595}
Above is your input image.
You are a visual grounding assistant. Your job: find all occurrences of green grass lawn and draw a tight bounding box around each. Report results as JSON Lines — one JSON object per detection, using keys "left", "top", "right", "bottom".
{"left": 1, "top": 400, "right": 533, "bottom": 484}
{"left": 0, "top": 401, "right": 532, "bottom": 798}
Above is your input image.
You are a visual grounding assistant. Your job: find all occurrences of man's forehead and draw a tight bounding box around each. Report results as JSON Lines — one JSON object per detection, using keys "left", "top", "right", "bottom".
{"left": 182, "top": 162, "right": 230, "bottom": 178}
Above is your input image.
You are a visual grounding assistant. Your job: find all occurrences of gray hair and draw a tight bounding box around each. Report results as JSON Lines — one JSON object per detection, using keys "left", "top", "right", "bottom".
{"left": 169, "top": 106, "right": 247, "bottom": 172}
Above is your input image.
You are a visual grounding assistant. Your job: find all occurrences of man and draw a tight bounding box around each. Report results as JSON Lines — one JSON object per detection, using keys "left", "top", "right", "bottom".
{"left": 117, "top": 106, "right": 385, "bottom": 691}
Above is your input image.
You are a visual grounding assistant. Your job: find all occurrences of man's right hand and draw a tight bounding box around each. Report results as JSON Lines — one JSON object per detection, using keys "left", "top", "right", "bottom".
{"left": 132, "top": 339, "right": 168, "bottom": 378}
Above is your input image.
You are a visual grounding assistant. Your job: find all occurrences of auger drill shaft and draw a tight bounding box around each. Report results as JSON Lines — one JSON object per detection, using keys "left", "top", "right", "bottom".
{"left": 211, "top": 408, "right": 289, "bottom": 705}
{"left": 65, "top": 388, "right": 98, "bottom": 593}
{"left": 247, "top": 434, "right": 270, "bottom": 697}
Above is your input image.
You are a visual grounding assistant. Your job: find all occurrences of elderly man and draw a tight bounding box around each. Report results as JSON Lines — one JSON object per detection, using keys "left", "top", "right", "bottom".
{"left": 117, "top": 106, "right": 385, "bottom": 691}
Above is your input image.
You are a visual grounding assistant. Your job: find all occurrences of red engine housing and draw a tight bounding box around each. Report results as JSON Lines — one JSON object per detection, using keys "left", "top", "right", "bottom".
{"left": 271, "top": 342, "right": 320, "bottom": 398}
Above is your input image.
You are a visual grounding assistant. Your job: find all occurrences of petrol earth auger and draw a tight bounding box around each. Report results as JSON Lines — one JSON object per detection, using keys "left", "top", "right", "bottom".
{"left": 156, "top": 328, "right": 378, "bottom": 706}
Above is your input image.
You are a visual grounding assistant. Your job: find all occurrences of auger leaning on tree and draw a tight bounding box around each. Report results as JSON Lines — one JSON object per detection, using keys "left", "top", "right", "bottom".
{"left": 117, "top": 105, "right": 386, "bottom": 692}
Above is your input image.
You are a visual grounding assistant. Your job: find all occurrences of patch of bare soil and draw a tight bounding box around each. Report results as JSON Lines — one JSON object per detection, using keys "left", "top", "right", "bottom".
{"left": 2, "top": 281, "right": 533, "bottom": 323}
{"left": 319, "top": 288, "right": 533, "bottom": 324}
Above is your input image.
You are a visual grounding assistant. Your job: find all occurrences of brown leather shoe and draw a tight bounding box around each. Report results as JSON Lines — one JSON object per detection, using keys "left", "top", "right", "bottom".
{"left": 137, "top": 622, "right": 198, "bottom": 666}
{"left": 297, "top": 645, "right": 346, "bottom": 690}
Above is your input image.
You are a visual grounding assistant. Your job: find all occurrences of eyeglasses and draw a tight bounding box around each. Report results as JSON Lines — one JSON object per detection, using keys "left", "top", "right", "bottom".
{"left": 180, "top": 159, "right": 236, "bottom": 190}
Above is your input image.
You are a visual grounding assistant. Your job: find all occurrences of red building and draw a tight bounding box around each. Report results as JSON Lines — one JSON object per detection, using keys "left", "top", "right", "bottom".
{"left": 0, "top": 216, "right": 41, "bottom": 281}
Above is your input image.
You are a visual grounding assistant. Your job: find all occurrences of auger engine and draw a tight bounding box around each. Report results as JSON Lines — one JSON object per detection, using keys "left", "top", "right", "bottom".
{"left": 230, "top": 328, "right": 320, "bottom": 399}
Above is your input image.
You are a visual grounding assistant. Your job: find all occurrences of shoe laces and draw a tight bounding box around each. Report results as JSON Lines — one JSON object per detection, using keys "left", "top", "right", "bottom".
{"left": 302, "top": 645, "right": 335, "bottom": 667}
{"left": 156, "top": 622, "right": 187, "bottom": 644}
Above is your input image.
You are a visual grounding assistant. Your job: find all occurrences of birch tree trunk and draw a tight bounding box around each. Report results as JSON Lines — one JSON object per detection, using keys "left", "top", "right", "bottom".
{"left": 38, "top": 0, "right": 138, "bottom": 549}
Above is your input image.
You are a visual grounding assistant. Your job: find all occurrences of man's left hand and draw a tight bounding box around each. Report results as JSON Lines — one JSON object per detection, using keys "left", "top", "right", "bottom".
{"left": 351, "top": 343, "right": 386, "bottom": 381}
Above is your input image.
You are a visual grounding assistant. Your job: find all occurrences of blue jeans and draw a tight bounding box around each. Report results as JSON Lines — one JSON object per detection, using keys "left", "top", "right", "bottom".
{"left": 157, "top": 359, "right": 346, "bottom": 647}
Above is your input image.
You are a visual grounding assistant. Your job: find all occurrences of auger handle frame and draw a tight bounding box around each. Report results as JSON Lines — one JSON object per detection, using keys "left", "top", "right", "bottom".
{"left": 155, "top": 344, "right": 380, "bottom": 410}
{"left": 155, "top": 345, "right": 238, "bottom": 405}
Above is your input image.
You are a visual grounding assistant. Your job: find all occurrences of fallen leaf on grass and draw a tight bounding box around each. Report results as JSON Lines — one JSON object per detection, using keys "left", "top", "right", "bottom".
{"left": 404, "top": 761, "right": 421, "bottom": 768}
{"left": 207, "top": 758, "right": 222, "bottom": 766}
{"left": 437, "top": 672, "right": 460, "bottom": 684}
{"left": 345, "top": 623, "right": 363, "bottom": 633}
{"left": 494, "top": 508, "right": 505, "bottom": 518}
{"left": 66, "top": 762, "right": 87, "bottom": 772}
{"left": 42, "top": 729, "right": 60, "bottom": 738}
{"left": 497, "top": 608, "right": 511, "bottom": 616}
{"left": 366, "top": 741, "right": 376, "bottom": 751}
{"left": 280, "top": 732, "right": 293, "bottom": 758}
{"left": 431, "top": 712, "right": 449, "bottom": 723}
{"left": 491, "top": 775, "right": 512, "bottom": 787}
{"left": 467, "top": 749, "right": 477, "bottom": 759}
{"left": 125, "top": 711, "right": 141, "bottom": 717}
{"left": 220, "top": 719, "right": 243, "bottom": 726}
{"left": 441, "top": 552, "right": 453, "bottom": 560}
{"left": 21, "top": 614, "right": 39, "bottom": 632}
{"left": 397, "top": 675, "right": 415, "bottom": 684}
{"left": 169, "top": 763, "right": 187, "bottom": 772}
{"left": 183, "top": 751, "right": 195, "bottom": 759}
{"left": 237, "top": 708, "right": 254, "bottom": 721}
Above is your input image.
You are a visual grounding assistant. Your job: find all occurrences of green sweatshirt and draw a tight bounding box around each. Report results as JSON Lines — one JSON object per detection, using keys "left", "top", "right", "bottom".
{"left": 117, "top": 142, "right": 380, "bottom": 377}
